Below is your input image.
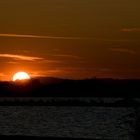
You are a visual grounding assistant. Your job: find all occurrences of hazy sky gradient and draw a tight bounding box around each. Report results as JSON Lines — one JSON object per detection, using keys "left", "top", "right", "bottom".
{"left": 0, "top": 0, "right": 140, "bottom": 80}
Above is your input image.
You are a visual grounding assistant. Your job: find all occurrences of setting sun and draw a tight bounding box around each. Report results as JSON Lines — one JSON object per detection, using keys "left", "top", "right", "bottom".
{"left": 12, "top": 72, "right": 30, "bottom": 82}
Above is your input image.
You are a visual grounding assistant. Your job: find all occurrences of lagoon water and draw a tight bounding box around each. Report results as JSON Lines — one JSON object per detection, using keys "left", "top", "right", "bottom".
{"left": 0, "top": 105, "right": 137, "bottom": 139}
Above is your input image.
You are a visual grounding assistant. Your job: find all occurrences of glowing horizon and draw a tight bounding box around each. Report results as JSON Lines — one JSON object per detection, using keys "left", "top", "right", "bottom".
{"left": 0, "top": 0, "right": 140, "bottom": 80}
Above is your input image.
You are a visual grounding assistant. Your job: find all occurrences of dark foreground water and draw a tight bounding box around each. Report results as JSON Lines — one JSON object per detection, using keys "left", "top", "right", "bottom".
{"left": 0, "top": 105, "right": 137, "bottom": 140}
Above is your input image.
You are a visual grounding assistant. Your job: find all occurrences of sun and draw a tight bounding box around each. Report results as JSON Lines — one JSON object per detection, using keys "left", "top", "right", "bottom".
{"left": 12, "top": 72, "right": 30, "bottom": 82}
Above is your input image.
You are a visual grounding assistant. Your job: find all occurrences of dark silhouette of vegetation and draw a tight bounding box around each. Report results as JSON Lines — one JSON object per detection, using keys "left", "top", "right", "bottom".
{"left": 0, "top": 77, "right": 140, "bottom": 108}
{"left": 0, "top": 77, "right": 140, "bottom": 98}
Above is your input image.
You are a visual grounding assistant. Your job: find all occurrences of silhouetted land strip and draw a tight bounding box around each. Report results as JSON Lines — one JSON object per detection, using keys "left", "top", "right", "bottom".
{"left": 0, "top": 77, "right": 140, "bottom": 98}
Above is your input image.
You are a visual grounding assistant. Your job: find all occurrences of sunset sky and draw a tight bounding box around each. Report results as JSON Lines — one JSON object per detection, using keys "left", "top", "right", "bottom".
{"left": 0, "top": 0, "right": 140, "bottom": 80}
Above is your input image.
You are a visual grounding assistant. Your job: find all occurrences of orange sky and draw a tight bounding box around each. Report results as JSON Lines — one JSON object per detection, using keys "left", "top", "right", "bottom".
{"left": 0, "top": 0, "right": 140, "bottom": 80}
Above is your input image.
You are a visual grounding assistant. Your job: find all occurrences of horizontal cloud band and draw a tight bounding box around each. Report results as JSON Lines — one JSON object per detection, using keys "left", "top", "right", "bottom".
{"left": 0, "top": 33, "right": 137, "bottom": 42}
{"left": 0, "top": 33, "right": 87, "bottom": 40}
{"left": 0, "top": 54, "right": 43, "bottom": 61}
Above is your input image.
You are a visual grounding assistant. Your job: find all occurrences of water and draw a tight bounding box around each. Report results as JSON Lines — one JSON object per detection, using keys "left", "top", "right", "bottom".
{"left": 0, "top": 106, "right": 137, "bottom": 139}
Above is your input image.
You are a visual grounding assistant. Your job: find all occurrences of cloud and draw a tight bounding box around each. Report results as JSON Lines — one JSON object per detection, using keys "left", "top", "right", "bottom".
{"left": 0, "top": 73, "right": 7, "bottom": 81}
{"left": 0, "top": 33, "right": 137, "bottom": 42}
{"left": 35, "top": 59, "right": 61, "bottom": 64}
{"left": 110, "top": 48, "right": 135, "bottom": 54}
{"left": 30, "top": 70, "right": 62, "bottom": 77}
{"left": 0, "top": 33, "right": 88, "bottom": 40}
{"left": 0, "top": 73, "right": 5, "bottom": 77}
{"left": 53, "top": 54, "right": 82, "bottom": 59}
{"left": 0, "top": 54, "right": 44, "bottom": 61}
{"left": 121, "top": 28, "right": 140, "bottom": 32}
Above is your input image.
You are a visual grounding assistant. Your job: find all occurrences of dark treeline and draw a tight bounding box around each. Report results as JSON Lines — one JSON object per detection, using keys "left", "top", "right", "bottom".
{"left": 0, "top": 77, "right": 140, "bottom": 98}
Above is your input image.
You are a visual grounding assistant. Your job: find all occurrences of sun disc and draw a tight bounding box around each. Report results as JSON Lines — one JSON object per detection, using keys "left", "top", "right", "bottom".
{"left": 12, "top": 72, "right": 30, "bottom": 81}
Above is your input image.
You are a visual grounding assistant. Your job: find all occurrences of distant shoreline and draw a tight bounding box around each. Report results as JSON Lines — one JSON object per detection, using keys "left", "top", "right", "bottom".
{"left": 0, "top": 78, "right": 140, "bottom": 98}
